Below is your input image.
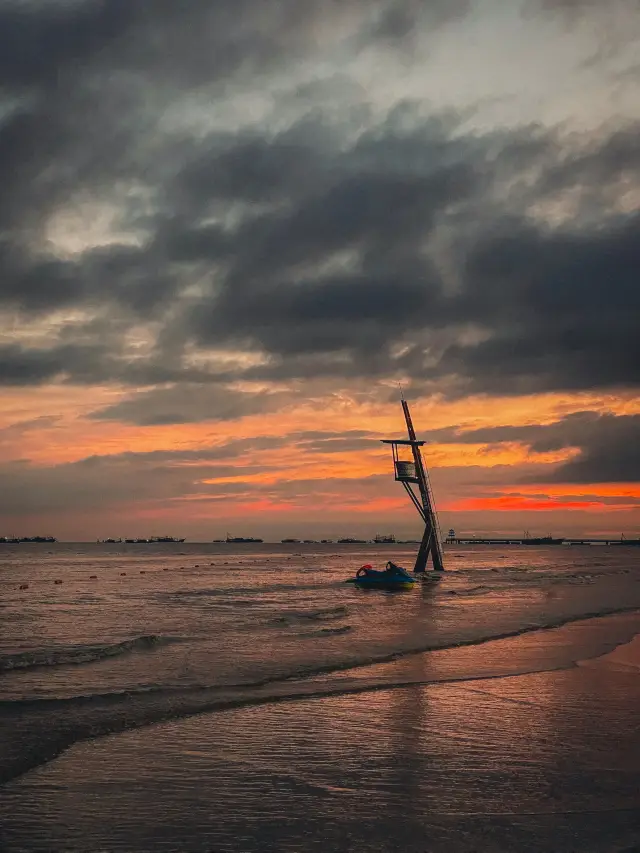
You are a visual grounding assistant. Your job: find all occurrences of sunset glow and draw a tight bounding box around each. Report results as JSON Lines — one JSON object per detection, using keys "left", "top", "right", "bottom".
{"left": 1, "top": 0, "right": 638, "bottom": 541}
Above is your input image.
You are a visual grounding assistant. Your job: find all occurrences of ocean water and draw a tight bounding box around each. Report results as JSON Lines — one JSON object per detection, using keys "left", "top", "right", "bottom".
{"left": 1, "top": 542, "right": 639, "bottom": 852}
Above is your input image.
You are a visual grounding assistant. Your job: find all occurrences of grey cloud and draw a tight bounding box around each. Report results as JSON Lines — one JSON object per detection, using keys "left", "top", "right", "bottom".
{"left": 533, "top": 0, "right": 638, "bottom": 16}
{"left": 74, "top": 438, "right": 285, "bottom": 466}
{"left": 0, "top": 0, "right": 638, "bottom": 408}
{"left": 0, "top": 430, "right": 382, "bottom": 515}
{"left": 175, "top": 130, "right": 330, "bottom": 209}
{"left": 0, "top": 456, "right": 269, "bottom": 516}
{"left": 290, "top": 430, "right": 381, "bottom": 454}
{"left": 428, "top": 412, "right": 640, "bottom": 483}
{"left": 191, "top": 268, "right": 444, "bottom": 359}
{"left": 0, "top": 0, "right": 470, "bottom": 92}
{"left": 0, "top": 336, "right": 238, "bottom": 388}
{"left": 0, "top": 241, "right": 84, "bottom": 312}
{"left": 165, "top": 116, "right": 639, "bottom": 388}
{"left": 0, "top": 344, "right": 66, "bottom": 385}
{"left": 536, "top": 124, "right": 640, "bottom": 198}
{"left": 0, "top": 1, "right": 134, "bottom": 89}
{"left": 88, "top": 383, "right": 293, "bottom": 425}
{"left": 0, "top": 0, "right": 469, "bottom": 223}
{"left": 434, "top": 213, "right": 640, "bottom": 395}
{"left": 538, "top": 415, "right": 640, "bottom": 483}
{"left": 0, "top": 415, "right": 60, "bottom": 438}
{"left": 3, "top": 115, "right": 638, "bottom": 397}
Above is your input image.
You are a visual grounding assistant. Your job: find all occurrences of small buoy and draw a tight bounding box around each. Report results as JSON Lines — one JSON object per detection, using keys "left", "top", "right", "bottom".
{"left": 210, "top": 562, "right": 215, "bottom": 566}
{"left": 120, "top": 572, "right": 126, "bottom": 576}
{"left": 89, "top": 575, "right": 97, "bottom": 579}
{"left": 54, "top": 579, "right": 62, "bottom": 585}
{"left": 163, "top": 567, "right": 169, "bottom": 571}
{"left": 19, "top": 583, "right": 29, "bottom": 590}
{"left": 140, "top": 570, "right": 146, "bottom": 574}
{"left": 194, "top": 564, "right": 200, "bottom": 568}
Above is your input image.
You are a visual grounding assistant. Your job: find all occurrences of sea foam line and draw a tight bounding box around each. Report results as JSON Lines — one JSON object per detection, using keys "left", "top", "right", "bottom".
{"left": 0, "top": 634, "right": 183, "bottom": 672}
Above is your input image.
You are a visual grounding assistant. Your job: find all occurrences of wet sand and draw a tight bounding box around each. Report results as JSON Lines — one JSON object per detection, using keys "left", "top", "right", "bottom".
{"left": 2, "top": 618, "right": 639, "bottom": 853}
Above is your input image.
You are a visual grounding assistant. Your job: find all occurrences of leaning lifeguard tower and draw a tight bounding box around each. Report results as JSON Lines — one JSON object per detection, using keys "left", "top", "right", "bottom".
{"left": 382, "top": 399, "right": 445, "bottom": 573}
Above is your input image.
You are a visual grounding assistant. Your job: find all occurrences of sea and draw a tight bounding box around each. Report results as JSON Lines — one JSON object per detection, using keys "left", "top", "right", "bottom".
{"left": 1, "top": 542, "right": 639, "bottom": 852}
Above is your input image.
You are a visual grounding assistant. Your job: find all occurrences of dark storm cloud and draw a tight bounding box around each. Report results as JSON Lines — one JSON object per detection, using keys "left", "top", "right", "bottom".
{"left": 0, "top": 0, "right": 471, "bottom": 89}
{"left": 0, "top": 0, "right": 471, "bottom": 326}
{"left": 533, "top": 414, "right": 640, "bottom": 484}
{"left": 4, "top": 114, "right": 638, "bottom": 393}
{"left": 0, "top": 337, "right": 238, "bottom": 388}
{"left": 431, "top": 412, "right": 640, "bottom": 483}
{"left": 190, "top": 202, "right": 639, "bottom": 392}
{"left": 0, "top": 0, "right": 638, "bottom": 405}
{"left": 0, "top": 0, "right": 136, "bottom": 88}
{"left": 154, "top": 108, "right": 639, "bottom": 389}
{"left": 434, "top": 212, "right": 640, "bottom": 395}
{"left": 0, "top": 343, "right": 67, "bottom": 385}
{"left": 178, "top": 121, "right": 482, "bottom": 358}
{"left": 0, "top": 240, "right": 83, "bottom": 312}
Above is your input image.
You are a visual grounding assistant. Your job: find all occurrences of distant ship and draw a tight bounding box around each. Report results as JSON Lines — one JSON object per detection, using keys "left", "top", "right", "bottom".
{"left": 281, "top": 538, "right": 302, "bottom": 543}
{"left": 522, "top": 535, "right": 564, "bottom": 545}
{"left": 337, "top": 538, "right": 368, "bottom": 544}
{"left": 0, "top": 536, "right": 57, "bottom": 543}
{"left": 374, "top": 533, "right": 397, "bottom": 544}
{"left": 150, "top": 536, "right": 186, "bottom": 543}
{"left": 124, "top": 538, "right": 150, "bottom": 544}
{"left": 97, "top": 538, "right": 122, "bottom": 544}
{"left": 225, "top": 534, "right": 264, "bottom": 543}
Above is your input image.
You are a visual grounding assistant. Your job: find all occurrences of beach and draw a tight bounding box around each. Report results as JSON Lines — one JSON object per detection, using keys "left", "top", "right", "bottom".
{"left": 1, "top": 543, "right": 639, "bottom": 851}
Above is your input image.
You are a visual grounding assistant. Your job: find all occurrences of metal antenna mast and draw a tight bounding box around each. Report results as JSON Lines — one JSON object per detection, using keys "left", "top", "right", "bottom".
{"left": 382, "top": 399, "right": 445, "bottom": 573}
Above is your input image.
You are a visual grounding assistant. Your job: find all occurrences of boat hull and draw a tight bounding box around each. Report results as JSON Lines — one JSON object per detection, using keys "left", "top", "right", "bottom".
{"left": 347, "top": 577, "right": 415, "bottom": 590}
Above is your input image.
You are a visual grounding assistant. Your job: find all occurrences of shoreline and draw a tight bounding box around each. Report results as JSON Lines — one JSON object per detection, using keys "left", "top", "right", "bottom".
{"left": 2, "top": 612, "right": 639, "bottom": 853}
{"left": 2, "top": 608, "right": 639, "bottom": 790}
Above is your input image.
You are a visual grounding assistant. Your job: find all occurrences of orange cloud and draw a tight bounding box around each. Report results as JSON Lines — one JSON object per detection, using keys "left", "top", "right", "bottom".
{"left": 4, "top": 384, "right": 640, "bottom": 466}
{"left": 514, "top": 483, "right": 640, "bottom": 499}
{"left": 3, "top": 381, "right": 640, "bottom": 538}
{"left": 448, "top": 495, "right": 640, "bottom": 513}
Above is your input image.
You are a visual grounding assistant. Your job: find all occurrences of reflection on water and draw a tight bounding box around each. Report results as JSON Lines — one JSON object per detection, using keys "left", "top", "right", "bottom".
{"left": 2, "top": 646, "right": 639, "bottom": 853}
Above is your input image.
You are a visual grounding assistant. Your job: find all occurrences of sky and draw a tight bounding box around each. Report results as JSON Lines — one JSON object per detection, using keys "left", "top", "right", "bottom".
{"left": 0, "top": 0, "right": 639, "bottom": 541}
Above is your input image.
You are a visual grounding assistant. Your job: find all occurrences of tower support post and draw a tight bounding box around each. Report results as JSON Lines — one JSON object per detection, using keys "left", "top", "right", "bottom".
{"left": 382, "top": 399, "right": 445, "bottom": 572}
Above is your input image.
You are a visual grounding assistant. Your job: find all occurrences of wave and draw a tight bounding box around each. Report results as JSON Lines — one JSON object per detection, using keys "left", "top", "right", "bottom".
{"left": 299, "top": 625, "right": 354, "bottom": 638}
{"left": 5, "top": 603, "right": 640, "bottom": 708}
{"left": 3, "top": 609, "right": 639, "bottom": 790}
{"left": 270, "top": 605, "right": 349, "bottom": 626}
{"left": 446, "top": 585, "right": 491, "bottom": 597}
{"left": 0, "top": 635, "right": 183, "bottom": 673}
{"left": 163, "top": 581, "right": 339, "bottom": 600}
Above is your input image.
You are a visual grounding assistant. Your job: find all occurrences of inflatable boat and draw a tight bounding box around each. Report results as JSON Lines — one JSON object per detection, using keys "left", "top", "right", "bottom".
{"left": 346, "top": 561, "right": 416, "bottom": 590}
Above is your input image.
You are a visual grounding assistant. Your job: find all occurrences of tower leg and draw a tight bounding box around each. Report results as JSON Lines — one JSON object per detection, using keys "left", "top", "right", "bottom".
{"left": 431, "top": 534, "right": 445, "bottom": 572}
{"left": 414, "top": 523, "right": 445, "bottom": 573}
{"left": 413, "top": 526, "right": 433, "bottom": 573}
